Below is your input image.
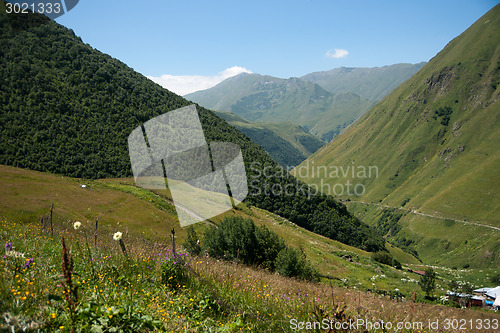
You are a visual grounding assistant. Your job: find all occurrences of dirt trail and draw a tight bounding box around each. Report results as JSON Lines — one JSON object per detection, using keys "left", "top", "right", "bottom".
{"left": 347, "top": 201, "right": 500, "bottom": 232}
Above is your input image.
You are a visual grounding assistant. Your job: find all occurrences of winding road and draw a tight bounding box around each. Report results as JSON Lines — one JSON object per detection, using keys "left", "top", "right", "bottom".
{"left": 346, "top": 200, "right": 500, "bottom": 232}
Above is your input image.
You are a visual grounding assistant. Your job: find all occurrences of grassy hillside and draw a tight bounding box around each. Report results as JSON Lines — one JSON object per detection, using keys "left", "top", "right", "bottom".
{"left": 294, "top": 5, "right": 500, "bottom": 268}
{"left": 3, "top": 164, "right": 499, "bottom": 293}
{"left": 1, "top": 165, "right": 499, "bottom": 331}
{"left": 0, "top": 5, "right": 386, "bottom": 252}
{"left": 215, "top": 111, "right": 324, "bottom": 167}
{"left": 3, "top": 222, "right": 499, "bottom": 332}
{"left": 186, "top": 73, "right": 373, "bottom": 141}
{"left": 301, "top": 63, "right": 426, "bottom": 102}
{"left": 0, "top": 164, "right": 413, "bottom": 277}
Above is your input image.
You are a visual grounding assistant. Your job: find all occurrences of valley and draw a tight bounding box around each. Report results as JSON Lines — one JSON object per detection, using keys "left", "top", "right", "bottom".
{"left": 293, "top": 3, "right": 500, "bottom": 272}
{"left": 1, "top": 1, "right": 499, "bottom": 331}
{"left": 186, "top": 64, "right": 424, "bottom": 165}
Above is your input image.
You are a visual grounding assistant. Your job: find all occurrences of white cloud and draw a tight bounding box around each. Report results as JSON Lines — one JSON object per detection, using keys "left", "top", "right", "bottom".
{"left": 326, "top": 48, "right": 349, "bottom": 59}
{"left": 147, "top": 66, "right": 252, "bottom": 96}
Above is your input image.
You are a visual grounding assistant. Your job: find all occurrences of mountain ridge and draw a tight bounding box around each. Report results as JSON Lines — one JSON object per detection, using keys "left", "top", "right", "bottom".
{"left": 294, "top": 4, "right": 500, "bottom": 268}
{"left": 301, "top": 62, "right": 426, "bottom": 102}
{"left": 186, "top": 73, "right": 374, "bottom": 141}
{"left": 0, "top": 4, "right": 386, "bottom": 252}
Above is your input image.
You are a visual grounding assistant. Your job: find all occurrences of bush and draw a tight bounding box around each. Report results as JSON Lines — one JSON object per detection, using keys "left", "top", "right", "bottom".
{"left": 183, "top": 226, "right": 201, "bottom": 256}
{"left": 419, "top": 268, "right": 436, "bottom": 298}
{"left": 392, "top": 258, "right": 402, "bottom": 270}
{"left": 274, "top": 247, "right": 318, "bottom": 281}
{"left": 401, "top": 198, "right": 410, "bottom": 207}
{"left": 490, "top": 273, "right": 500, "bottom": 285}
{"left": 255, "top": 225, "right": 286, "bottom": 270}
{"left": 203, "top": 216, "right": 318, "bottom": 281}
{"left": 372, "top": 251, "right": 393, "bottom": 266}
{"left": 203, "top": 216, "right": 258, "bottom": 264}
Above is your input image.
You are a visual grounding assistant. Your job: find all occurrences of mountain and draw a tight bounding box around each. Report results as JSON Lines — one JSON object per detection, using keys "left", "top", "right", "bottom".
{"left": 294, "top": 5, "right": 500, "bottom": 268}
{"left": 0, "top": 4, "right": 386, "bottom": 252}
{"left": 301, "top": 62, "right": 426, "bottom": 102}
{"left": 215, "top": 111, "right": 324, "bottom": 167}
{"left": 185, "top": 73, "right": 374, "bottom": 141}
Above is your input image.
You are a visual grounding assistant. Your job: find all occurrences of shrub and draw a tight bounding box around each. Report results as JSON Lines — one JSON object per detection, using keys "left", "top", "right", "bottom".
{"left": 183, "top": 226, "right": 201, "bottom": 256}
{"left": 203, "top": 216, "right": 258, "bottom": 264}
{"left": 254, "top": 225, "right": 286, "bottom": 270}
{"left": 274, "top": 247, "right": 318, "bottom": 281}
{"left": 372, "top": 251, "right": 393, "bottom": 266}
{"left": 392, "top": 258, "right": 402, "bottom": 270}
{"left": 401, "top": 197, "right": 410, "bottom": 207}
{"left": 490, "top": 273, "right": 500, "bottom": 285}
{"left": 203, "top": 216, "right": 318, "bottom": 280}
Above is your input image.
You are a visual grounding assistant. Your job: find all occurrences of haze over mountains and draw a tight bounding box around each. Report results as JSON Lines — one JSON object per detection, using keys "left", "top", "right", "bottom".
{"left": 185, "top": 64, "right": 425, "bottom": 142}
{"left": 294, "top": 4, "right": 500, "bottom": 268}
{"left": 185, "top": 63, "right": 425, "bottom": 166}
{"left": 302, "top": 62, "right": 426, "bottom": 102}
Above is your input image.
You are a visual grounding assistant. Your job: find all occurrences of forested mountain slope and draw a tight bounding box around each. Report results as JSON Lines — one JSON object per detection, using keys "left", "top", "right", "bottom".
{"left": 0, "top": 4, "right": 385, "bottom": 252}
{"left": 215, "top": 111, "right": 324, "bottom": 167}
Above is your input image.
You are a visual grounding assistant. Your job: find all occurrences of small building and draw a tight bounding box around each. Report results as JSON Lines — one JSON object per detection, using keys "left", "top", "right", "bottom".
{"left": 471, "top": 295, "right": 486, "bottom": 307}
{"left": 486, "top": 286, "right": 500, "bottom": 300}
{"left": 472, "top": 286, "right": 500, "bottom": 309}
{"left": 473, "top": 287, "right": 492, "bottom": 295}
{"left": 494, "top": 297, "right": 500, "bottom": 310}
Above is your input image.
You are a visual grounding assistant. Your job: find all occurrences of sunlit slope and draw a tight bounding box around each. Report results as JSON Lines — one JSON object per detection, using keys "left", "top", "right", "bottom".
{"left": 186, "top": 73, "right": 373, "bottom": 141}
{"left": 215, "top": 111, "right": 324, "bottom": 167}
{"left": 0, "top": 164, "right": 426, "bottom": 287}
{"left": 295, "top": 4, "right": 500, "bottom": 227}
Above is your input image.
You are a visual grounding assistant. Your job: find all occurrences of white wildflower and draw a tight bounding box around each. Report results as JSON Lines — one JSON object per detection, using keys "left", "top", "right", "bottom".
{"left": 73, "top": 221, "right": 81, "bottom": 230}
{"left": 113, "top": 232, "right": 122, "bottom": 241}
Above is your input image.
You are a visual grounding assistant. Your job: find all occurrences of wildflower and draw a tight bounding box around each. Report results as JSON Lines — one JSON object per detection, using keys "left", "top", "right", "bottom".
{"left": 5, "top": 242, "right": 12, "bottom": 251}
{"left": 73, "top": 221, "right": 81, "bottom": 230}
{"left": 113, "top": 232, "right": 122, "bottom": 241}
{"left": 24, "top": 258, "right": 34, "bottom": 269}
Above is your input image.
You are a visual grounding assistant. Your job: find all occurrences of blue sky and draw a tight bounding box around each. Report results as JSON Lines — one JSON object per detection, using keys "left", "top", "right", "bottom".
{"left": 56, "top": 0, "right": 498, "bottom": 95}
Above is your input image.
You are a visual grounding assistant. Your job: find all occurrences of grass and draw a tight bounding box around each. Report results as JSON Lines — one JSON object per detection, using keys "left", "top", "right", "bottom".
{"left": 292, "top": 5, "right": 500, "bottom": 272}
{"left": 1, "top": 164, "right": 498, "bottom": 292}
{"left": 1, "top": 164, "right": 500, "bottom": 331}
{"left": 347, "top": 201, "right": 500, "bottom": 269}
{"left": 0, "top": 165, "right": 183, "bottom": 243}
{"left": 1, "top": 219, "right": 499, "bottom": 332}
